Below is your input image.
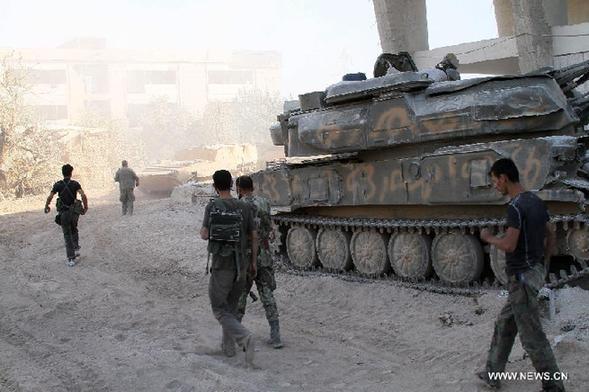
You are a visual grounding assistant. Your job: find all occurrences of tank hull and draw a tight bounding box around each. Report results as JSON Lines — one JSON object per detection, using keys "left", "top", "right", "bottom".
{"left": 254, "top": 60, "right": 589, "bottom": 287}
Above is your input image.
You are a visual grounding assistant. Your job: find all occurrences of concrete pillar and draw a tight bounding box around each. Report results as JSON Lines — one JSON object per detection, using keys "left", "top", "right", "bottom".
{"left": 496, "top": 0, "right": 567, "bottom": 34}
{"left": 372, "top": 0, "right": 428, "bottom": 54}
{"left": 494, "top": 0, "right": 515, "bottom": 36}
{"left": 511, "top": 0, "right": 553, "bottom": 72}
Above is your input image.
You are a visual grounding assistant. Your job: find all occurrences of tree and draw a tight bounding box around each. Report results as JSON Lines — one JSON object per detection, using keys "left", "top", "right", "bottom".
{"left": 138, "top": 96, "right": 199, "bottom": 160}
{"left": 196, "top": 88, "right": 282, "bottom": 147}
{"left": 0, "top": 54, "right": 30, "bottom": 181}
{"left": 0, "top": 54, "right": 61, "bottom": 197}
{"left": 230, "top": 88, "right": 282, "bottom": 145}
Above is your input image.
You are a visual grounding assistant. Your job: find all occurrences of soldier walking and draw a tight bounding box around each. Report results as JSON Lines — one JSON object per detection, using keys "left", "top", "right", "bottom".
{"left": 44, "top": 164, "right": 88, "bottom": 267}
{"left": 478, "top": 158, "right": 565, "bottom": 392}
{"left": 235, "top": 175, "right": 283, "bottom": 348}
{"left": 114, "top": 160, "right": 139, "bottom": 216}
{"left": 200, "top": 170, "right": 257, "bottom": 365}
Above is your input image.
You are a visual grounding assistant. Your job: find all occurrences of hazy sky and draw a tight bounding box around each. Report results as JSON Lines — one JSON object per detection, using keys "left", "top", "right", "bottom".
{"left": 0, "top": 0, "right": 498, "bottom": 97}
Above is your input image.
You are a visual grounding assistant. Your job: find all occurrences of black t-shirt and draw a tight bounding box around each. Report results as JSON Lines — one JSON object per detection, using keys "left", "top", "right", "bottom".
{"left": 505, "top": 191, "right": 549, "bottom": 276}
{"left": 203, "top": 197, "right": 254, "bottom": 270}
{"left": 51, "top": 179, "right": 81, "bottom": 206}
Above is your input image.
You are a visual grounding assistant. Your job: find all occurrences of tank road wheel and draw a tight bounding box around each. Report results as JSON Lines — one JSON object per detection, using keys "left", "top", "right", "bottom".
{"left": 490, "top": 245, "right": 509, "bottom": 286}
{"left": 286, "top": 226, "right": 318, "bottom": 268}
{"left": 350, "top": 230, "right": 390, "bottom": 275}
{"left": 388, "top": 233, "right": 432, "bottom": 279}
{"left": 432, "top": 233, "right": 484, "bottom": 284}
{"left": 567, "top": 229, "right": 589, "bottom": 261}
{"left": 316, "top": 228, "right": 352, "bottom": 271}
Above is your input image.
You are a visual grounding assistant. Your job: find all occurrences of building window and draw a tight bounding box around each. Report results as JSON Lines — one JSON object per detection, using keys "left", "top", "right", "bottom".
{"left": 85, "top": 100, "right": 111, "bottom": 119}
{"left": 33, "top": 105, "right": 68, "bottom": 120}
{"left": 75, "top": 64, "right": 109, "bottom": 94}
{"left": 27, "top": 69, "right": 67, "bottom": 85}
{"left": 207, "top": 70, "right": 253, "bottom": 84}
{"left": 127, "top": 71, "right": 146, "bottom": 93}
{"left": 146, "top": 70, "right": 176, "bottom": 84}
{"left": 127, "top": 70, "right": 176, "bottom": 93}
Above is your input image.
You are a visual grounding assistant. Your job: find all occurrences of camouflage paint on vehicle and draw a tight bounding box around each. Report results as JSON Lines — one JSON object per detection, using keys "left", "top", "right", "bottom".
{"left": 252, "top": 57, "right": 589, "bottom": 286}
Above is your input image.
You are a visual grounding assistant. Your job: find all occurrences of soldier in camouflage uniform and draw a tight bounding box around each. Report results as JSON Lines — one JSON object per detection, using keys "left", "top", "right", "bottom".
{"left": 235, "top": 175, "right": 283, "bottom": 349}
{"left": 478, "top": 159, "right": 565, "bottom": 392}
{"left": 114, "top": 160, "right": 139, "bottom": 216}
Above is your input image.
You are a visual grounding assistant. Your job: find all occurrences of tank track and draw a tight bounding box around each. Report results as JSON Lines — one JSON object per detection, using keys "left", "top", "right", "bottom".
{"left": 272, "top": 213, "right": 589, "bottom": 294}
{"left": 274, "top": 254, "right": 490, "bottom": 297}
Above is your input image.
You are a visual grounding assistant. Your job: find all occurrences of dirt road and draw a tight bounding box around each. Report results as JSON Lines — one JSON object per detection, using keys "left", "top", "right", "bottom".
{"left": 0, "top": 196, "right": 587, "bottom": 391}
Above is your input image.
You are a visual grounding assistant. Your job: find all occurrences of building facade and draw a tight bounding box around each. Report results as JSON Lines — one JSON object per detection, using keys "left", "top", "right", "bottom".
{"left": 0, "top": 38, "right": 281, "bottom": 126}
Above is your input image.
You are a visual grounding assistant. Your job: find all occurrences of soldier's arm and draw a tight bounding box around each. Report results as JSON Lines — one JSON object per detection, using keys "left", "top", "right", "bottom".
{"left": 481, "top": 204, "right": 521, "bottom": 253}
{"left": 78, "top": 188, "right": 89, "bottom": 212}
{"left": 44, "top": 192, "right": 56, "bottom": 213}
{"left": 250, "top": 229, "right": 258, "bottom": 277}
{"left": 114, "top": 170, "right": 119, "bottom": 183}
{"left": 200, "top": 204, "right": 211, "bottom": 240}
{"left": 132, "top": 170, "right": 139, "bottom": 186}
{"left": 544, "top": 222, "right": 556, "bottom": 269}
{"left": 480, "top": 227, "right": 520, "bottom": 253}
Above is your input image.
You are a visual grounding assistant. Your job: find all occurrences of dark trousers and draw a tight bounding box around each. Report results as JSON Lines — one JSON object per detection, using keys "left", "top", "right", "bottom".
{"left": 120, "top": 188, "right": 135, "bottom": 215}
{"left": 209, "top": 268, "right": 251, "bottom": 349}
{"left": 60, "top": 209, "right": 79, "bottom": 259}
{"left": 485, "top": 264, "right": 565, "bottom": 391}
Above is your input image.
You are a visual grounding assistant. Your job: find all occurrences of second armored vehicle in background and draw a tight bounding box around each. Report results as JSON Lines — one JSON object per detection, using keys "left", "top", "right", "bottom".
{"left": 139, "top": 144, "right": 257, "bottom": 197}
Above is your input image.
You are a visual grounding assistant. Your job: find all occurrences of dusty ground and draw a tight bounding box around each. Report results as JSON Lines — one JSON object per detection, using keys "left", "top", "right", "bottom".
{"left": 0, "top": 192, "right": 588, "bottom": 392}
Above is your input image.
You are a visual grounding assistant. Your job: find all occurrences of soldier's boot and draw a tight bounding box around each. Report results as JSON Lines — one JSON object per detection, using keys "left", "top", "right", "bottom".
{"left": 244, "top": 334, "right": 256, "bottom": 367}
{"left": 221, "top": 332, "right": 236, "bottom": 357}
{"left": 221, "top": 341, "right": 236, "bottom": 357}
{"left": 476, "top": 370, "right": 500, "bottom": 389}
{"left": 269, "top": 319, "right": 283, "bottom": 349}
{"left": 540, "top": 380, "right": 566, "bottom": 392}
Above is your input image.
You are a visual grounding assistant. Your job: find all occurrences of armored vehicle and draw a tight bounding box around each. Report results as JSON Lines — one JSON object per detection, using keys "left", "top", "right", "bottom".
{"left": 138, "top": 144, "right": 257, "bottom": 197}
{"left": 253, "top": 55, "right": 589, "bottom": 287}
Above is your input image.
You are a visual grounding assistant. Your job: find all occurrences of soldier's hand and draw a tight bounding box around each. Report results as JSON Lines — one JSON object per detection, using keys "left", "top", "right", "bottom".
{"left": 44, "top": 206, "right": 50, "bottom": 214}
{"left": 81, "top": 207, "right": 88, "bottom": 215}
{"left": 480, "top": 228, "right": 492, "bottom": 242}
{"left": 249, "top": 263, "right": 257, "bottom": 280}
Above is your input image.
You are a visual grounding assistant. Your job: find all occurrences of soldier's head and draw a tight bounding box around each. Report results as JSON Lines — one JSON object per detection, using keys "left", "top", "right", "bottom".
{"left": 62, "top": 164, "right": 74, "bottom": 178}
{"left": 235, "top": 175, "right": 254, "bottom": 198}
{"left": 437, "top": 53, "right": 459, "bottom": 71}
{"left": 212, "top": 170, "right": 232, "bottom": 193}
{"left": 489, "top": 158, "right": 520, "bottom": 195}
{"left": 122, "top": 160, "right": 128, "bottom": 167}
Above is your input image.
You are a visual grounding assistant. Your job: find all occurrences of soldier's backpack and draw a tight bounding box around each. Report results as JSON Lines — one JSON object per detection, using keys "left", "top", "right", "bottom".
{"left": 56, "top": 180, "right": 83, "bottom": 214}
{"left": 54, "top": 180, "right": 82, "bottom": 225}
{"left": 208, "top": 199, "right": 242, "bottom": 243}
{"left": 206, "top": 198, "right": 243, "bottom": 277}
